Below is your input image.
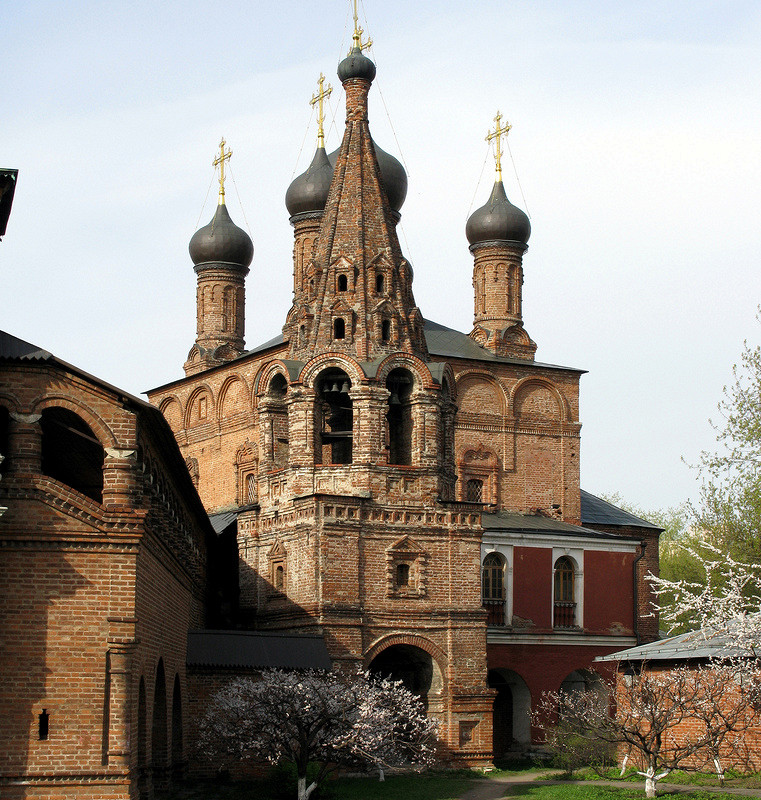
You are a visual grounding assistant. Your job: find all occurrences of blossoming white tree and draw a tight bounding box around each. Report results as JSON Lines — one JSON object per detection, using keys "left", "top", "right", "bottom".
{"left": 535, "top": 661, "right": 760, "bottom": 798}
{"left": 197, "top": 668, "right": 437, "bottom": 800}
{"left": 535, "top": 545, "right": 761, "bottom": 798}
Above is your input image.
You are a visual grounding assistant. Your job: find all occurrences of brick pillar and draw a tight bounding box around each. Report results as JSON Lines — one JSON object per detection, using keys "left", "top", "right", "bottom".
{"left": 352, "top": 385, "right": 389, "bottom": 465}
{"left": 103, "top": 448, "right": 137, "bottom": 509}
{"left": 106, "top": 617, "right": 137, "bottom": 769}
{"left": 7, "top": 412, "right": 42, "bottom": 474}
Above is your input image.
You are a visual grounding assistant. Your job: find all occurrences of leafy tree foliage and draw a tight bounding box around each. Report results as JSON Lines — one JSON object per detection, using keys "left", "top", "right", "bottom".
{"left": 197, "top": 669, "right": 437, "bottom": 800}
{"left": 696, "top": 332, "right": 761, "bottom": 565}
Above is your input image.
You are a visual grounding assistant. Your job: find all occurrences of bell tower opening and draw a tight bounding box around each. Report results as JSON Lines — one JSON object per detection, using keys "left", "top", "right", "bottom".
{"left": 316, "top": 369, "right": 353, "bottom": 465}
{"left": 386, "top": 368, "right": 413, "bottom": 465}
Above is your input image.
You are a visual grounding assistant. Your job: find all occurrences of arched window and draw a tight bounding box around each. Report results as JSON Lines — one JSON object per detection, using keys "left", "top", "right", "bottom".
{"left": 333, "top": 318, "right": 345, "bottom": 340}
{"left": 275, "top": 564, "right": 284, "bottom": 589}
{"left": 466, "top": 478, "right": 483, "bottom": 502}
{"left": 246, "top": 473, "right": 256, "bottom": 504}
{"left": 381, "top": 318, "right": 391, "bottom": 342}
{"left": 337, "top": 274, "right": 348, "bottom": 292}
{"left": 554, "top": 556, "right": 577, "bottom": 628}
{"left": 482, "top": 553, "right": 506, "bottom": 626}
{"left": 376, "top": 273, "right": 385, "bottom": 293}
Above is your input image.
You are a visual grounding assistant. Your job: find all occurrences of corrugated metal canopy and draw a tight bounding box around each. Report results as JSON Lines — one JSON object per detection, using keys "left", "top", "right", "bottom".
{"left": 187, "top": 630, "right": 332, "bottom": 670}
{"left": 596, "top": 626, "right": 747, "bottom": 664}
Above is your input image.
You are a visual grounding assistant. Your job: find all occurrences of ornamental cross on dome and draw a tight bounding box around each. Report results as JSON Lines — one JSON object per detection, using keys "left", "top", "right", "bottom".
{"left": 486, "top": 111, "right": 512, "bottom": 182}
{"left": 310, "top": 74, "right": 333, "bottom": 148}
{"left": 350, "top": 0, "right": 372, "bottom": 52}
{"left": 213, "top": 137, "right": 233, "bottom": 203}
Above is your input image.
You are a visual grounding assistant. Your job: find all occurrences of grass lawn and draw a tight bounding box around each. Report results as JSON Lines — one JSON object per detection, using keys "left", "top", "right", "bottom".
{"left": 504, "top": 788, "right": 724, "bottom": 800}
{"left": 162, "top": 771, "right": 480, "bottom": 800}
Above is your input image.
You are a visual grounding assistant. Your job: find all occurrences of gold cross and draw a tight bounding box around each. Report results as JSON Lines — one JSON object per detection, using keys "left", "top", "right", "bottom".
{"left": 350, "top": 0, "right": 372, "bottom": 52}
{"left": 310, "top": 74, "right": 333, "bottom": 149}
{"left": 485, "top": 111, "right": 512, "bottom": 182}
{"left": 213, "top": 137, "right": 233, "bottom": 202}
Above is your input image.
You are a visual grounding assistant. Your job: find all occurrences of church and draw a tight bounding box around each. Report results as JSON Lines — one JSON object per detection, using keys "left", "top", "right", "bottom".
{"left": 0, "top": 9, "right": 660, "bottom": 799}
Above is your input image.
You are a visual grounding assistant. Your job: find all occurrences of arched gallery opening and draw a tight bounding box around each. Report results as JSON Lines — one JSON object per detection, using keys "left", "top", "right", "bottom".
{"left": 488, "top": 668, "right": 531, "bottom": 758}
{"left": 369, "top": 644, "right": 442, "bottom": 712}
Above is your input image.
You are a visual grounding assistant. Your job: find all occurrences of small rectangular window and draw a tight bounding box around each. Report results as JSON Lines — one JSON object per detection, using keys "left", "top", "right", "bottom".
{"left": 39, "top": 710, "right": 49, "bottom": 740}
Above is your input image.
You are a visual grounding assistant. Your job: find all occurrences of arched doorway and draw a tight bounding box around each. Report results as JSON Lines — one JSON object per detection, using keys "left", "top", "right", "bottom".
{"left": 151, "top": 659, "right": 167, "bottom": 790}
{"left": 488, "top": 669, "right": 531, "bottom": 757}
{"left": 368, "top": 644, "right": 442, "bottom": 712}
{"left": 137, "top": 677, "right": 148, "bottom": 799}
{"left": 171, "top": 673, "right": 183, "bottom": 782}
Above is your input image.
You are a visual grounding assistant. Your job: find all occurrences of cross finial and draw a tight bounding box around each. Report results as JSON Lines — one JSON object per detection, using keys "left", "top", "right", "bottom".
{"left": 310, "top": 74, "right": 333, "bottom": 149}
{"left": 350, "top": 0, "right": 372, "bottom": 52}
{"left": 485, "top": 111, "right": 512, "bottom": 182}
{"left": 213, "top": 137, "right": 233, "bottom": 204}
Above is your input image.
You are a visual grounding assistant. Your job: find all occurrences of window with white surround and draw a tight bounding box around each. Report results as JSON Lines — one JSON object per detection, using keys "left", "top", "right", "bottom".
{"left": 480, "top": 545, "right": 513, "bottom": 626}
{"left": 552, "top": 548, "right": 583, "bottom": 629}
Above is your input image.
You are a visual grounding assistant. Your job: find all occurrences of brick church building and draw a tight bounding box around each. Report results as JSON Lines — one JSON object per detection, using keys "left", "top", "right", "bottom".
{"left": 0, "top": 14, "right": 660, "bottom": 800}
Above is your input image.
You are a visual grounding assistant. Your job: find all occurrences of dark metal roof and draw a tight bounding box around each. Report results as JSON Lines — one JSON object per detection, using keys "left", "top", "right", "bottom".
{"left": 423, "top": 319, "right": 583, "bottom": 373}
{"left": 0, "top": 330, "right": 52, "bottom": 360}
{"left": 150, "top": 317, "right": 585, "bottom": 395}
{"left": 187, "top": 630, "right": 332, "bottom": 670}
{"left": 580, "top": 490, "right": 663, "bottom": 530}
{"left": 482, "top": 510, "right": 638, "bottom": 541}
{"left": 595, "top": 627, "right": 746, "bottom": 664}
{"left": 209, "top": 511, "right": 238, "bottom": 536}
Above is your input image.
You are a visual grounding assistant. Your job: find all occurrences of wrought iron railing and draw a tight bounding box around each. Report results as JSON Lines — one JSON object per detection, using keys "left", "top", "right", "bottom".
{"left": 483, "top": 598, "right": 505, "bottom": 626}
{"left": 553, "top": 600, "right": 577, "bottom": 628}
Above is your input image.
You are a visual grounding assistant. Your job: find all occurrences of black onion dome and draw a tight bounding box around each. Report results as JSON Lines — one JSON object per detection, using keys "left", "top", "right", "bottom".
{"left": 189, "top": 202, "right": 253, "bottom": 267}
{"left": 327, "top": 140, "right": 407, "bottom": 213}
{"left": 338, "top": 46, "right": 376, "bottom": 83}
{"left": 285, "top": 146, "right": 334, "bottom": 217}
{"left": 465, "top": 181, "right": 531, "bottom": 246}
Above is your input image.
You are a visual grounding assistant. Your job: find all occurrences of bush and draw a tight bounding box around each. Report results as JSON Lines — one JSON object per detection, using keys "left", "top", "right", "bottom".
{"left": 545, "top": 724, "right": 616, "bottom": 777}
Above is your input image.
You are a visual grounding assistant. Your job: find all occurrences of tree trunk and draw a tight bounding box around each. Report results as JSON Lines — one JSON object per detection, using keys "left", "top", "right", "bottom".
{"left": 297, "top": 776, "right": 318, "bottom": 800}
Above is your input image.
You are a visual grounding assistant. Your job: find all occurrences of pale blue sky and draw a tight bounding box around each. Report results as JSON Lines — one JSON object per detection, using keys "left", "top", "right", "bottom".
{"left": 3, "top": 0, "right": 761, "bottom": 512}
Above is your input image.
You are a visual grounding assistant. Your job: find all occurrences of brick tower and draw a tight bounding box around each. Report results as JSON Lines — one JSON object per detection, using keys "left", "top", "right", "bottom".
{"left": 466, "top": 114, "right": 536, "bottom": 360}
{"left": 185, "top": 139, "right": 253, "bottom": 376}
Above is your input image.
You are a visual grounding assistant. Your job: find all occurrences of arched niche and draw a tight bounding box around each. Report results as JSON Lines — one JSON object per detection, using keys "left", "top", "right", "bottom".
{"left": 220, "top": 376, "right": 250, "bottom": 419}
{"left": 159, "top": 397, "right": 182, "bottom": 431}
{"left": 513, "top": 380, "right": 563, "bottom": 422}
{"left": 456, "top": 373, "right": 506, "bottom": 416}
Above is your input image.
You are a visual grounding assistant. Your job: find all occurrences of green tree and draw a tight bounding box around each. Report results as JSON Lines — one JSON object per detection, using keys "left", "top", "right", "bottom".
{"left": 696, "top": 332, "right": 761, "bottom": 565}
